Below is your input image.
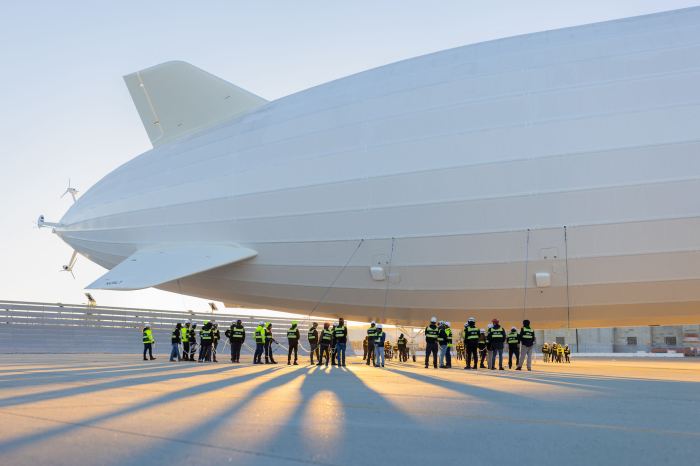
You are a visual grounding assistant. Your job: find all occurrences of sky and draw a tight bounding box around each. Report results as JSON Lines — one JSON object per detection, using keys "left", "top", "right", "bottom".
{"left": 1, "top": 0, "right": 699, "bottom": 314}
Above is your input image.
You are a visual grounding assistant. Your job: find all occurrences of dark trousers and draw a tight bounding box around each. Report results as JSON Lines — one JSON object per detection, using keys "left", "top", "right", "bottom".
{"left": 425, "top": 341, "right": 438, "bottom": 368}
{"left": 199, "top": 342, "right": 212, "bottom": 362}
{"left": 264, "top": 341, "right": 275, "bottom": 362}
{"left": 446, "top": 346, "right": 452, "bottom": 367}
{"left": 508, "top": 344, "right": 520, "bottom": 368}
{"left": 466, "top": 342, "right": 478, "bottom": 368}
{"left": 309, "top": 342, "right": 319, "bottom": 364}
{"left": 254, "top": 343, "right": 264, "bottom": 363}
{"left": 366, "top": 343, "right": 375, "bottom": 365}
{"left": 318, "top": 344, "right": 331, "bottom": 366}
{"left": 212, "top": 341, "right": 219, "bottom": 361}
{"left": 189, "top": 343, "right": 197, "bottom": 360}
{"left": 479, "top": 348, "right": 488, "bottom": 367}
{"left": 230, "top": 340, "right": 242, "bottom": 362}
{"left": 330, "top": 344, "right": 337, "bottom": 365}
{"left": 363, "top": 345, "right": 368, "bottom": 360}
{"left": 143, "top": 343, "right": 153, "bottom": 359}
{"left": 398, "top": 345, "right": 407, "bottom": 362}
{"left": 288, "top": 340, "right": 298, "bottom": 363}
{"left": 182, "top": 341, "right": 190, "bottom": 360}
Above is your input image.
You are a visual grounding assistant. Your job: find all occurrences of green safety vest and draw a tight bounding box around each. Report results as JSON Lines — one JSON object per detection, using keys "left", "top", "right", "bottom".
{"left": 254, "top": 326, "right": 264, "bottom": 344}
{"left": 489, "top": 327, "right": 506, "bottom": 340}
{"left": 367, "top": 327, "right": 377, "bottom": 340}
{"left": 465, "top": 327, "right": 479, "bottom": 340}
{"left": 180, "top": 327, "right": 189, "bottom": 342}
{"left": 231, "top": 327, "right": 245, "bottom": 339}
{"left": 425, "top": 325, "right": 438, "bottom": 340}
{"left": 287, "top": 326, "right": 299, "bottom": 339}
{"left": 321, "top": 329, "right": 333, "bottom": 343}
{"left": 507, "top": 331, "right": 519, "bottom": 344}
{"left": 521, "top": 327, "right": 534, "bottom": 340}
{"left": 308, "top": 328, "right": 317, "bottom": 341}
{"left": 334, "top": 325, "right": 346, "bottom": 338}
{"left": 446, "top": 328, "right": 453, "bottom": 347}
{"left": 200, "top": 328, "right": 212, "bottom": 341}
{"left": 142, "top": 329, "right": 154, "bottom": 344}
{"left": 398, "top": 337, "right": 407, "bottom": 345}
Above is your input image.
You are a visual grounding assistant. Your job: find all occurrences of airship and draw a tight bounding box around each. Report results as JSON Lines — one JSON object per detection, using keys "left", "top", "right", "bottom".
{"left": 41, "top": 7, "right": 700, "bottom": 328}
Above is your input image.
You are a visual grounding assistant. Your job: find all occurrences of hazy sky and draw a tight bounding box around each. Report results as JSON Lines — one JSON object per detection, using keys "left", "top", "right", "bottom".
{"left": 1, "top": 0, "right": 698, "bottom": 313}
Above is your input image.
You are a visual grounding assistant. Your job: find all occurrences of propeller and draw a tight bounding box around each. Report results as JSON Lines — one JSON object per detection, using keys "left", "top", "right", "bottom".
{"left": 61, "top": 179, "right": 79, "bottom": 203}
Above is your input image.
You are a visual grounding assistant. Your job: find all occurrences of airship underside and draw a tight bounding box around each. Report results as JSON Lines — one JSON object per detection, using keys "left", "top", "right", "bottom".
{"left": 52, "top": 7, "right": 700, "bottom": 328}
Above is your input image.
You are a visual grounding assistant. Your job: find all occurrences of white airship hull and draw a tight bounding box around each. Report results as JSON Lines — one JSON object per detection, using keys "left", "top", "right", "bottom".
{"left": 56, "top": 8, "right": 700, "bottom": 327}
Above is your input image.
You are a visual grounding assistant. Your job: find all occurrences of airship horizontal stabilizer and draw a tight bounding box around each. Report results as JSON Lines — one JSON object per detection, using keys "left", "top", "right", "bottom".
{"left": 86, "top": 244, "right": 257, "bottom": 291}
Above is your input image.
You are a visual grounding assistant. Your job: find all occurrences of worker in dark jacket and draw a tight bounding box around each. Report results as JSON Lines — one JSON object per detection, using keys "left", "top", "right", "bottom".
{"left": 397, "top": 334, "right": 408, "bottom": 362}
{"left": 334, "top": 318, "right": 348, "bottom": 367}
{"left": 463, "top": 317, "right": 479, "bottom": 370}
{"left": 329, "top": 324, "right": 337, "bottom": 366}
{"left": 507, "top": 326, "right": 520, "bottom": 369}
{"left": 516, "top": 319, "right": 536, "bottom": 371}
{"left": 264, "top": 322, "right": 277, "bottom": 364}
{"left": 253, "top": 321, "right": 265, "bottom": 364}
{"left": 478, "top": 329, "right": 488, "bottom": 368}
{"left": 487, "top": 318, "right": 506, "bottom": 370}
{"left": 424, "top": 317, "right": 439, "bottom": 369}
{"left": 170, "top": 323, "right": 182, "bottom": 361}
{"left": 373, "top": 324, "right": 386, "bottom": 367}
{"left": 308, "top": 322, "right": 319, "bottom": 365}
{"left": 366, "top": 322, "right": 377, "bottom": 366}
{"left": 188, "top": 323, "right": 197, "bottom": 361}
{"left": 211, "top": 321, "right": 220, "bottom": 363}
{"left": 287, "top": 321, "right": 300, "bottom": 365}
{"left": 317, "top": 322, "right": 333, "bottom": 367}
{"left": 225, "top": 320, "right": 245, "bottom": 363}
{"left": 198, "top": 321, "right": 213, "bottom": 362}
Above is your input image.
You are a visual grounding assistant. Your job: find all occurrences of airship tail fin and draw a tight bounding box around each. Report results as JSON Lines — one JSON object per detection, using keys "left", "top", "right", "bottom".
{"left": 123, "top": 61, "right": 267, "bottom": 147}
{"left": 86, "top": 243, "right": 257, "bottom": 291}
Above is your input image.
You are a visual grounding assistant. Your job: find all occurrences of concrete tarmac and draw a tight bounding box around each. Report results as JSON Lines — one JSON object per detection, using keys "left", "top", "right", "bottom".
{"left": 0, "top": 354, "right": 699, "bottom": 465}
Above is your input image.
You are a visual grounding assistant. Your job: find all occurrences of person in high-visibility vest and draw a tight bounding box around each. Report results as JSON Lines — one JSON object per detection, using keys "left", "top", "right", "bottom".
{"left": 188, "top": 324, "right": 197, "bottom": 361}
{"left": 308, "top": 322, "right": 319, "bottom": 365}
{"left": 264, "top": 322, "right": 277, "bottom": 364}
{"left": 253, "top": 321, "right": 265, "bottom": 364}
{"left": 181, "top": 321, "right": 190, "bottom": 361}
{"left": 424, "top": 317, "right": 439, "bottom": 369}
{"left": 317, "top": 322, "right": 333, "bottom": 367}
{"left": 516, "top": 320, "right": 536, "bottom": 370}
{"left": 487, "top": 318, "right": 506, "bottom": 370}
{"left": 374, "top": 324, "right": 386, "bottom": 367}
{"left": 198, "top": 321, "right": 213, "bottom": 363}
{"left": 507, "top": 326, "right": 520, "bottom": 369}
{"left": 366, "top": 322, "right": 377, "bottom": 366}
{"left": 397, "top": 334, "right": 408, "bottom": 362}
{"left": 463, "top": 317, "right": 480, "bottom": 370}
{"left": 445, "top": 322, "right": 453, "bottom": 368}
{"left": 334, "top": 318, "right": 348, "bottom": 367}
{"left": 225, "top": 320, "right": 245, "bottom": 363}
{"left": 287, "top": 321, "right": 300, "bottom": 365}
{"left": 142, "top": 324, "right": 156, "bottom": 361}
{"left": 170, "top": 322, "right": 182, "bottom": 362}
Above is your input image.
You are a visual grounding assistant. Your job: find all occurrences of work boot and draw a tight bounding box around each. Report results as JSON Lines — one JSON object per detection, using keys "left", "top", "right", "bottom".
{"left": 143, "top": 357, "right": 148, "bottom": 361}
{"left": 516, "top": 367, "right": 522, "bottom": 371}
{"left": 499, "top": 367, "right": 505, "bottom": 371}
{"left": 287, "top": 361, "right": 291, "bottom": 365}
{"left": 150, "top": 357, "right": 156, "bottom": 360}
{"left": 464, "top": 366, "right": 471, "bottom": 370}
{"left": 294, "top": 361, "right": 298, "bottom": 365}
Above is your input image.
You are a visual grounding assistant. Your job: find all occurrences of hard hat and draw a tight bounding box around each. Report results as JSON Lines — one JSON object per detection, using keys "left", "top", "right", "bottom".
{"left": 371, "top": 321, "right": 376, "bottom": 325}
{"left": 377, "top": 324, "right": 383, "bottom": 329}
{"left": 511, "top": 326, "right": 517, "bottom": 331}
{"left": 430, "top": 316, "right": 437, "bottom": 323}
{"left": 292, "top": 320, "right": 298, "bottom": 325}
{"left": 445, "top": 321, "right": 451, "bottom": 326}
{"left": 480, "top": 329, "right": 485, "bottom": 333}
{"left": 187, "top": 319, "right": 192, "bottom": 324}
{"left": 203, "top": 320, "right": 209, "bottom": 324}
{"left": 488, "top": 323, "right": 493, "bottom": 328}
{"left": 259, "top": 321, "right": 265, "bottom": 326}
{"left": 468, "top": 316, "right": 475, "bottom": 322}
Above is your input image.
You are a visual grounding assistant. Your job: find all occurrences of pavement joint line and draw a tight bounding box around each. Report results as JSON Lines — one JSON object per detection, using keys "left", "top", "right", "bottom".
{"left": 0, "top": 409, "right": 344, "bottom": 466}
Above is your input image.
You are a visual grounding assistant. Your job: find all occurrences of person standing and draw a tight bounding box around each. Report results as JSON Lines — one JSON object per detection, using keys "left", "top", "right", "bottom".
{"left": 287, "top": 320, "right": 300, "bottom": 365}
{"left": 253, "top": 321, "right": 265, "bottom": 364}
{"left": 516, "top": 320, "right": 536, "bottom": 370}
{"left": 463, "top": 318, "right": 479, "bottom": 370}
{"left": 362, "top": 336, "right": 369, "bottom": 361}
{"left": 487, "top": 319, "right": 506, "bottom": 370}
{"left": 198, "top": 321, "right": 213, "bottom": 362}
{"left": 366, "top": 322, "right": 377, "bottom": 366}
{"left": 478, "top": 329, "right": 488, "bottom": 368}
{"left": 264, "top": 322, "right": 277, "bottom": 364}
{"left": 317, "top": 323, "right": 333, "bottom": 367}
{"left": 170, "top": 323, "right": 182, "bottom": 362}
{"left": 424, "top": 317, "right": 439, "bottom": 369}
{"left": 308, "top": 322, "right": 319, "bottom": 365}
{"left": 211, "top": 321, "right": 220, "bottom": 363}
{"left": 225, "top": 320, "right": 245, "bottom": 363}
{"left": 334, "top": 318, "right": 348, "bottom": 367}
{"left": 374, "top": 324, "right": 386, "bottom": 367}
{"left": 329, "top": 324, "right": 337, "bottom": 366}
{"left": 181, "top": 321, "right": 190, "bottom": 361}
{"left": 188, "top": 323, "right": 197, "bottom": 361}
{"left": 142, "top": 324, "right": 156, "bottom": 361}
{"left": 438, "top": 322, "right": 448, "bottom": 368}
{"left": 397, "top": 334, "right": 408, "bottom": 362}
{"left": 445, "top": 322, "right": 453, "bottom": 368}
{"left": 507, "top": 327, "right": 520, "bottom": 369}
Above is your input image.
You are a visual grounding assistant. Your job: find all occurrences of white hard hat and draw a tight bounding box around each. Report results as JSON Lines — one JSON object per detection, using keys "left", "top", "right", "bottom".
{"left": 259, "top": 321, "right": 265, "bottom": 326}
{"left": 445, "top": 321, "right": 451, "bottom": 326}
{"left": 377, "top": 324, "right": 383, "bottom": 329}
{"left": 488, "top": 323, "right": 493, "bottom": 328}
{"left": 468, "top": 317, "right": 475, "bottom": 322}
{"left": 371, "top": 321, "right": 376, "bottom": 325}
{"left": 430, "top": 316, "right": 437, "bottom": 323}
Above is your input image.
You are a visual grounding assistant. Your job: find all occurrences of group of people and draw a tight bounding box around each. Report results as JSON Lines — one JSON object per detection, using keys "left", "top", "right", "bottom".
{"left": 422, "top": 317, "right": 536, "bottom": 371}
{"left": 542, "top": 342, "right": 571, "bottom": 363}
{"left": 142, "top": 316, "right": 539, "bottom": 372}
